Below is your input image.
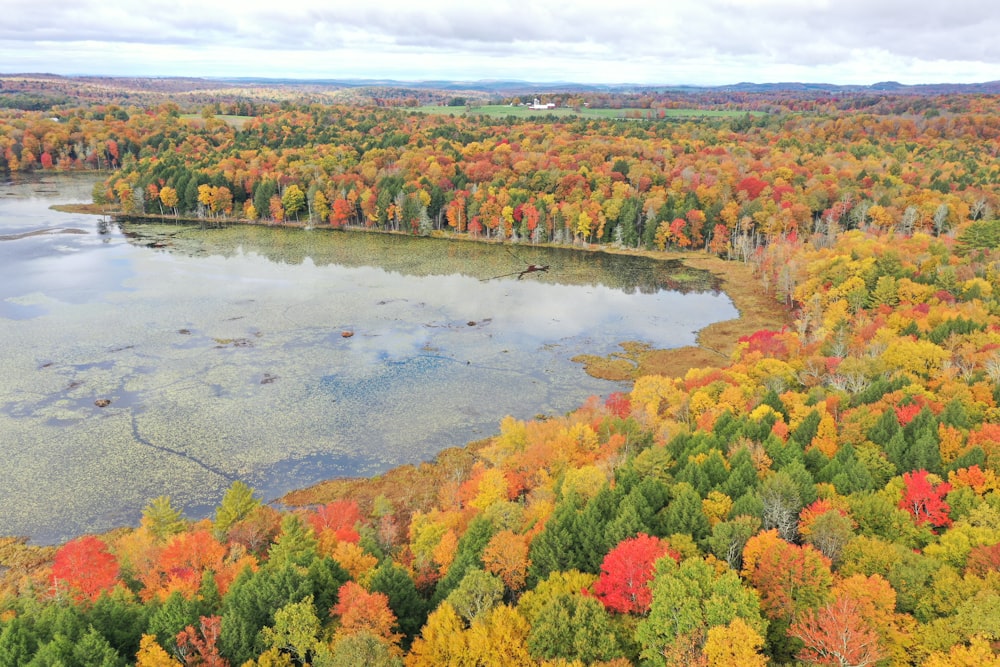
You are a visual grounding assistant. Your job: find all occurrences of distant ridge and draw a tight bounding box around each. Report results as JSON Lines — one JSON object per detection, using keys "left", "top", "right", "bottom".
{"left": 213, "top": 76, "right": 1000, "bottom": 95}
{"left": 5, "top": 72, "right": 1000, "bottom": 97}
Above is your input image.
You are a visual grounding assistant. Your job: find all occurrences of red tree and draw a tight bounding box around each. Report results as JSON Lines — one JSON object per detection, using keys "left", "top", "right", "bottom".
{"left": 899, "top": 469, "right": 952, "bottom": 530}
{"left": 593, "top": 533, "right": 678, "bottom": 614}
{"left": 308, "top": 499, "right": 361, "bottom": 543}
{"left": 789, "top": 594, "right": 885, "bottom": 667}
{"left": 330, "top": 198, "right": 353, "bottom": 227}
{"left": 966, "top": 542, "right": 1000, "bottom": 577}
{"left": 176, "top": 615, "right": 228, "bottom": 667}
{"left": 605, "top": 392, "right": 632, "bottom": 419}
{"left": 51, "top": 535, "right": 120, "bottom": 601}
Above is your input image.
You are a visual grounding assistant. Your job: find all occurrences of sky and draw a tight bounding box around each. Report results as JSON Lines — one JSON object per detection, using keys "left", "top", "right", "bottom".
{"left": 5, "top": 0, "right": 1000, "bottom": 86}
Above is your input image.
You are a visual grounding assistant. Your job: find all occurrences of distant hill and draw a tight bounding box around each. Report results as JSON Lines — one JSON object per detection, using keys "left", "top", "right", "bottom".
{"left": 215, "top": 76, "right": 1000, "bottom": 96}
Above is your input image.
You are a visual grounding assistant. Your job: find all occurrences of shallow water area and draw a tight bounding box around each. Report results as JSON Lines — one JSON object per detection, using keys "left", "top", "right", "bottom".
{"left": 0, "top": 174, "right": 737, "bottom": 544}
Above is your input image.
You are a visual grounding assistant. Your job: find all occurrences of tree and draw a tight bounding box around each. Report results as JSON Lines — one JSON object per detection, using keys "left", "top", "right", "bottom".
{"left": 267, "top": 514, "right": 318, "bottom": 568}
{"left": 214, "top": 481, "right": 261, "bottom": 540}
{"left": 308, "top": 499, "right": 361, "bottom": 544}
{"left": 148, "top": 591, "right": 204, "bottom": 656}
{"left": 141, "top": 496, "right": 186, "bottom": 541}
{"left": 405, "top": 602, "right": 467, "bottom": 667}
{"left": 368, "top": 561, "right": 427, "bottom": 648}
{"left": 175, "top": 615, "right": 227, "bottom": 667}
{"left": 259, "top": 597, "right": 321, "bottom": 665}
{"left": 159, "top": 187, "right": 179, "bottom": 217}
{"left": 330, "top": 197, "right": 353, "bottom": 227}
{"left": 637, "top": 556, "right": 766, "bottom": 667}
{"left": 311, "top": 190, "right": 330, "bottom": 224}
{"left": 741, "top": 530, "right": 832, "bottom": 623}
{"left": 789, "top": 594, "right": 886, "bottom": 667}
{"left": 51, "top": 535, "right": 120, "bottom": 601}
{"left": 333, "top": 581, "right": 402, "bottom": 648}
{"left": 445, "top": 569, "right": 504, "bottom": 624}
{"left": 465, "top": 604, "right": 534, "bottom": 667}
{"left": 708, "top": 516, "right": 761, "bottom": 570}
{"left": 703, "top": 618, "right": 768, "bottom": 667}
{"left": 660, "top": 482, "right": 711, "bottom": 542}
{"left": 282, "top": 185, "right": 306, "bottom": 220}
{"left": 899, "top": 469, "right": 952, "bottom": 530}
{"left": 72, "top": 626, "right": 127, "bottom": 666}
{"left": 593, "top": 533, "right": 676, "bottom": 614}
{"left": 219, "top": 564, "right": 312, "bottom": 665}
{"left": 760, "top": 470, "right": 804, "bottom": 542}
{"left": 323, "top": 632, "right": 403, "bottom": 667}
{"left": 135, "top": 634, "right": 182, "bottom": 667}
{"left": 526, "top": 592, "right": 623, "bottom": 663}
{"left": 482, "top": 530, "right": 530, "bottom": 592}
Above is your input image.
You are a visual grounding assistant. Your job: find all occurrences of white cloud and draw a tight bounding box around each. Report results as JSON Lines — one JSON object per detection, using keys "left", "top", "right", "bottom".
{"left": 5, "top": 0, "right": 1000, "bottom": 84}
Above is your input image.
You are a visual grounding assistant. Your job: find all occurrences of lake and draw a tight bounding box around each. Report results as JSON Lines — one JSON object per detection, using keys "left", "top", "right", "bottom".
{"left": 0, "top": 173, "right": 738, "bottom": 544}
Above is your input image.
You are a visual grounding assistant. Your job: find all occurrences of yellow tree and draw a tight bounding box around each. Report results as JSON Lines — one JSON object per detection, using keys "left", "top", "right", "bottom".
{"left": 703, "top": 618, "right": 767, "bottom": 667}
{"left": 159, "top": 186, "right": 179, "bottom": 217}
{"left": 405, "top": 602, "right": 468, "bottom": 667}
{"left": 466, "top": 604, "right": 533, "bottom": 667}
{"left": 135, "top": 634, "right": 182, "bottom": 666}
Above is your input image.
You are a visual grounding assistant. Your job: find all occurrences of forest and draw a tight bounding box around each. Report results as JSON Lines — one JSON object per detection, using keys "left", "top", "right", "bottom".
{"left": 2, "top": 79, "right": 1000, "bottom": 666}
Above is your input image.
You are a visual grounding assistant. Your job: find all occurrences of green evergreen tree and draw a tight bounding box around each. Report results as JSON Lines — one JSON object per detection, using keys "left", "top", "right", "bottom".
{"left": 85, "top": 588, "right": 151, "bottom": 660}
{"left": 253, "top": 179, "right": 278, "bottom": 220}
{"left": 574, "top": 485, "right": 620, "bottom": 572}
{"left": 267, "top": 514, "right": 319, "bottom": 569}
{"left": 527, "top": 495, "right": 584, "bottom": 586}
{"left": 723, "top": 448, "right": 758, "bottom": 499}
{"left": 0, "top": 616, "right": 36, "bottom": 667}
{"left": 141, "top": 496, "right": 186, "bottom": 541}
{"left": 867, "top": 407, "right": 901, "bottom": 446}
{"left": 940, "top": 399, "right": 972, "bottom": 429}
{"left": 306, "top": 557, "right": 350, "bottom": 618}
{"left": 660, "top": 482, "right": 711, "bottom": 542}
{"left": 182, "top": 176, "right": 201, "bottom": 214}
{"left": 368, "top": 561, "right": 428, "bottom": 648}
{"left": 213, "top": 480, "right": 261, "bottom": 540}
{"left": 220, "top": 564, "right": 312, "bottom": 665}
{"left": 71, "top": 627, "right": 126, "bottom": 667}
{"left": 148, "top": 591, "right": 202, "bottom": 655}
{"left": 198, "top": 569, "right": 222, "bottom": 615}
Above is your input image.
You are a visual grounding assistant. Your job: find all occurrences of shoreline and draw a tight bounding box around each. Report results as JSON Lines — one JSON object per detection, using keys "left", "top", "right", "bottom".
{"left": 12, "top": 205, "right": 789, "bottom": 538}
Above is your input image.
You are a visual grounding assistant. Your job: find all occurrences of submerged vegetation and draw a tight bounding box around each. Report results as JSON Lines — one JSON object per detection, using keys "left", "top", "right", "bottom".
{"left": 2, "top": 77, "right": 1000, "bottom": 664}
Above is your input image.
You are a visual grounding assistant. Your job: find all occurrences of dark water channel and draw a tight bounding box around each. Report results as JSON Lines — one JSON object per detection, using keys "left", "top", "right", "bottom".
{"left": 0, "top": 173, "right": 737, "bottom": 544}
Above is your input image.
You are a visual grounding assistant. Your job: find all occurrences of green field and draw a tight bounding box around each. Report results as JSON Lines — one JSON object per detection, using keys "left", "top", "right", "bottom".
{"left": 412, "top": 105, "right": 753, "bottom": 119}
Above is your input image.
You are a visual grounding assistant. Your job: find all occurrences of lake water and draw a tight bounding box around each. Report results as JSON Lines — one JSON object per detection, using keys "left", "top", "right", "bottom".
{"left": 0, "top": 173, "right": 738, "bottom": 544}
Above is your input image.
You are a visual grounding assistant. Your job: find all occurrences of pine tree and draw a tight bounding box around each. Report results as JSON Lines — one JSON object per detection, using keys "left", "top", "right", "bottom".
{"left": 369, "top": 561, "right": 428, "bottom": 648}
{"left": 213, "top": 481, "right": 261, "bottom": 540}
{"left": 660, "top": 483, "right": 711, "bottom": 541}
{"left": 141, "top": 496, "right": 186, "bottom": 541}
{"left": 267, "top": 514, "right": 318, "bottom": 569}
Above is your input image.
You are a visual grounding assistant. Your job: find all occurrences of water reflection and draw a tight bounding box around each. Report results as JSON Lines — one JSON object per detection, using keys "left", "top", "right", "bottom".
{"left": 0, "top": 175, "right": 737, "bottom": 544}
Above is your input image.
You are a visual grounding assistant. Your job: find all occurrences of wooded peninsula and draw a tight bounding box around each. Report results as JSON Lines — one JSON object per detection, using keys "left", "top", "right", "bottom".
{"left": 2, "top": 74, "right": 1000, "bottom": 666}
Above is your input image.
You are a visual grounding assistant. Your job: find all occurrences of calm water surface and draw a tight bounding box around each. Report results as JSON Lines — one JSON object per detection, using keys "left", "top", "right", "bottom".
{"left": 0, "top": 173, "right": 737, "bottom": 544}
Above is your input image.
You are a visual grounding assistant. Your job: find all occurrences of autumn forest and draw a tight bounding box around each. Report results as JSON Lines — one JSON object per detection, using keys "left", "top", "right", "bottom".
{"left": 2, "top": 75, "right": 1000, "bottom": 666}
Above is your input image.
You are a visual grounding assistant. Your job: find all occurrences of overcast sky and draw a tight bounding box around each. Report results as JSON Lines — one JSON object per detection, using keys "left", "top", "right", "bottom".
{"left": 4, "top": 0, "right": 1000, "bottom": 85}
